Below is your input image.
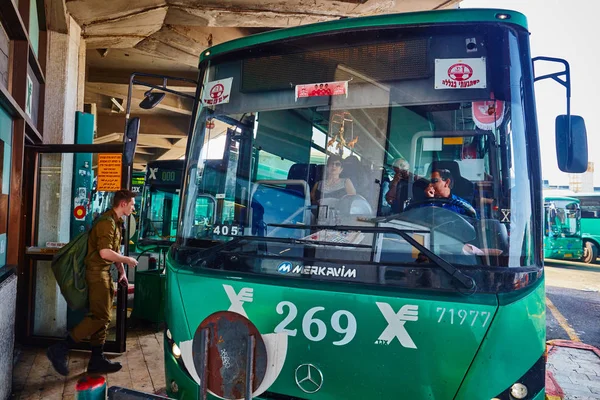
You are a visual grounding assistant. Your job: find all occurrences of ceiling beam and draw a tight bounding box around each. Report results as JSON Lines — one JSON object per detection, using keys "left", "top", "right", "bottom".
{"left": 135, "top": 36, "right": 199, "bottom": 67}
{"left": 83, "top": 7, "right": 168, "bottom": 37}
{"left": 45, "top": 0, "right": 69, "bottom": 33}
{"left": 85, "top": 36, "right": 146, "bottom": 49}
{"left": 97, "top": 114, "right": 190, "bottom": 137}
{"left": 87, "top": 67, "right": 197, "bottom": 88}
{"left": 156, "top": 138, "right": 187, "bottom": 160}
{"left": 135, "top": 147, "right": 154, "bottom": 155}
{"left": 166, "top": 6, "right": 337, "bottom": 28}
{"left": 137, "top": 136, "right": 174, "bottom": 149}
{"left": 94, "top": 133, "right": 121, "bottom": 144}
{"left": 86, "top": 82, "right": 193, "bottom": 115}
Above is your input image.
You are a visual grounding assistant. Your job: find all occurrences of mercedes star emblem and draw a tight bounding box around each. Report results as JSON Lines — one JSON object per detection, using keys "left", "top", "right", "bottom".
{"left": 294, "top": 363, "right": 324, "bottom": 394}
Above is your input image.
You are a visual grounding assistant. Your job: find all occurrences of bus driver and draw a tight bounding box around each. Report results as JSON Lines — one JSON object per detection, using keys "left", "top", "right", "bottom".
{"left": 420, "top": 168, "right": 477, "bottom": 218}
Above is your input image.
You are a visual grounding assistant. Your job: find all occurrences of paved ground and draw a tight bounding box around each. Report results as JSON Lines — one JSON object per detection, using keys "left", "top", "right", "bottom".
{"left": 546, "top": 262, "right": 600, "bottom": 347}
{"left": 545, "top": 260, "right": 600, "bottom": 399}
{"left": 11, "top": 328, "right": 166, "bottom": 399}
{"left": 547, "top": 343, "right": 600, "bottom": 400}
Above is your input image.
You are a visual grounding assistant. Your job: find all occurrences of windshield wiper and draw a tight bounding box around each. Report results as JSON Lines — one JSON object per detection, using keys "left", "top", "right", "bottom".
{"left": 184, "top": 235, "right": 369, "bottom": 266}
{"left": 269, "top": 223, "right": 476, "bottom": 291}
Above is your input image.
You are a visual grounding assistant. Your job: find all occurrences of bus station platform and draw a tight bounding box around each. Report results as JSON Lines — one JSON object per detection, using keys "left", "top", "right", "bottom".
{"left": 11, "top": 327, "right": 168, "bottom": 399}
{"left": 9, "top": 329, "right": 600, "bottom": 399}
{"left": 546, "top": 340, "right": 600, "bottom": 400}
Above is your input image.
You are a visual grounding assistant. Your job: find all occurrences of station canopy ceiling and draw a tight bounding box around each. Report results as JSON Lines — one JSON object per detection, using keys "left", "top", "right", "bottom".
{"left": 62, "top": 0, "right": 459, "bottom": 169}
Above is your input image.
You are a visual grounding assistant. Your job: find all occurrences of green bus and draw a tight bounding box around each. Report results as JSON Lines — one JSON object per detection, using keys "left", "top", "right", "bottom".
{"left": 159, "top": 9, "right": 588, "bottom": 400}
{"left": 130, "top": 171, "right": 145, "bottom": 250}
{"left": 569, "top": 193, "right": 600, "bottom": 263}
{"left": 543, "top": 196, "right": 583, "bottom": 260}
{"left": 137, "top": 159, "right": 184, "bottom": 253}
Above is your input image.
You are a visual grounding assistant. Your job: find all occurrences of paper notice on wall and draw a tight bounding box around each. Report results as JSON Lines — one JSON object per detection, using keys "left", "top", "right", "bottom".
{"left": 97, "top": 154, "right": 122, "bottom": 191}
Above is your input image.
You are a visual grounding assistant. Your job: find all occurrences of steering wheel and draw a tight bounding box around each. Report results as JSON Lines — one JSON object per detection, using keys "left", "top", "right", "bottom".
{"left": 404, "top": 197, "right": 477, "bottom": 219}
{"left": 399, "top": 200, "right": 476, "bottom": 243}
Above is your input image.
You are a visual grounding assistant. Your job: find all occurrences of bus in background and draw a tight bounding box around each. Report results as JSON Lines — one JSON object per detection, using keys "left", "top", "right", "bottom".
{"left": 570, "top": 192, "right": 600, "bottom": 263}
{"left": 130, "top": 171, "right": 145, "bottom": 251}
{"left": 543, "top": 196, "right": 583, "bottom": 260}
{"left": 137, "top": 159, "right": 184, "bottom": 256}
{"left": 157, "top": 9, "right": 589, "bottom": 400}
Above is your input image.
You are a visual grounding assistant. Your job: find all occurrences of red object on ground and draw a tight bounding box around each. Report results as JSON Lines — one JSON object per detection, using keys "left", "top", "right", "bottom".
{"left": 75, "top": 375, "right": 106, "bottom": 391}
{"left": 545, "top": 370, "right": 564, "bottom": 400}
{"left": 547, "top": 339, "right": 600, "bottom": 357}
{"left": 545, "top": 340, "right": 600, "bottom": 400}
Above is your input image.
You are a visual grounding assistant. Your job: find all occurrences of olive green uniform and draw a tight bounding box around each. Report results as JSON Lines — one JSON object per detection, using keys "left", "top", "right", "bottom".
{"left": 71, "top": 209, "right": 122, "bottom": 346}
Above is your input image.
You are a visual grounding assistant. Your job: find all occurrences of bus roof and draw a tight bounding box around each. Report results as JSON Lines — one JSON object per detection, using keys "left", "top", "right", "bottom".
{"left": 544, "top": 196, "right": 580, "bottom": 203}
{"left": 200, "top": 8, "right": 528, "bottom": 63}
{"left": 544, "top": 190, "right": 600, "bottom": 198}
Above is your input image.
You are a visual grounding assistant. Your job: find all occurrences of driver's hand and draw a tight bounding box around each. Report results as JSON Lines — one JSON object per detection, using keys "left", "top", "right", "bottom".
{"left": 425, "top": 186, "right": 435, "bottom": 198}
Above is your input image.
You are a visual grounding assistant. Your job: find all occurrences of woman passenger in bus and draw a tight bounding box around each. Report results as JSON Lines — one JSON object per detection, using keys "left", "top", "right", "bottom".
{"left": 311, "top": 155, "right": 356, "bottom": 205}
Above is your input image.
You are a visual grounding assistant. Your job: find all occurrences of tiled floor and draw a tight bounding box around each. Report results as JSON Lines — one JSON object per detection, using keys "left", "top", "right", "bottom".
{"left": 547, "top": 342, "right": 600, "bottom": 400}
{"left": 11, "top": 328, "right": 167, "bottom": 399}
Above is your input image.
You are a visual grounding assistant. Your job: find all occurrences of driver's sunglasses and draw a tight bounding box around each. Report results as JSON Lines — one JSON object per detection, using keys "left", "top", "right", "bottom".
{"left": 430, "top": 178, "right": 447, "bottom": 184}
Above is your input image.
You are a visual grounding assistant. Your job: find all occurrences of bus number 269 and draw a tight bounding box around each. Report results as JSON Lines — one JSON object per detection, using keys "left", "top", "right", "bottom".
{"left": 274, "top": 301, "right": 357, "bottom": 346}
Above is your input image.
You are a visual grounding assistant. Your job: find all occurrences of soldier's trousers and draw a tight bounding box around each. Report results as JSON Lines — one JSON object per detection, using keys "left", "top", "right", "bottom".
{"left": 70, "top": 268, "right": 114, "bottom": 346}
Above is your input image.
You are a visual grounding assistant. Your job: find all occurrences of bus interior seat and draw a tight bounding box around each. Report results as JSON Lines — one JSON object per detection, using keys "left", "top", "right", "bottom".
{"left": 411, "top": 178, "right": 430, "bottom": 203}
{"left": 392, "top": 180, "right": 410, "bottom": 213}
{"left": 250, "top": 180, "right": 311, "bottom": 238}
{"left": 427, "top": 160, "right": 475, "bottom": 204}
{"left": 475, "top": 219, "right": 509, "bottom": 254}
{"left": 341, "top": 155, "right": 377, "bottom": 205}
{"left": 287, "top": 163, "right": 324, "bottom": 194}
{"left": 287, "top": 163, "right": 316, "bottom": 194}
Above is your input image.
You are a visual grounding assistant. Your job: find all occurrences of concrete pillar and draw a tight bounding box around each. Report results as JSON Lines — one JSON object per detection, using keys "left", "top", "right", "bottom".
{"left": 34, "top": 16, "right": 85, "bottom": 337}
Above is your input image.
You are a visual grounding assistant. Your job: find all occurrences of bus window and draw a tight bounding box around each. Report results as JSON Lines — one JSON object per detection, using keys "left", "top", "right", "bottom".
{"left": 180, "top": 24, "right": 536, "bottom": 269}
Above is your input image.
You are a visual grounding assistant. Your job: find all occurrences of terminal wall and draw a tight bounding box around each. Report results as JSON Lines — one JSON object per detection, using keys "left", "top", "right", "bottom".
{"left": 34, "top": 16, "right": 85, "bottom": 337}
{"left": 0, "top": 273, "right": 16, "bottom": 399}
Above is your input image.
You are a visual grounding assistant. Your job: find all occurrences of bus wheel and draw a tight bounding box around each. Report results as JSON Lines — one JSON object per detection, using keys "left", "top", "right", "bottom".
{"left": 582, "top": 241, "right": 598, "bottom": 264}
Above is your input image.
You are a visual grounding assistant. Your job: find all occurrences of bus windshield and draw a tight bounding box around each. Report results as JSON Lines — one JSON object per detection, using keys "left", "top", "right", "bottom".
{"left": 140, "top": 187, "right": 180, "bottom": 242}
{"left": 545, "top": 199, "right": 580, "bottom": 238}
{"left": 138, "top": 160, "right": 184, "bottom": 245}
{"left": 180, "top": 24, "right": 536, "bottom": 275}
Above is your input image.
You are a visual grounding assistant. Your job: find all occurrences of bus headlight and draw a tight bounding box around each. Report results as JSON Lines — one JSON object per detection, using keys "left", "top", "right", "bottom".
{"left": 172, "top": 343, "right": 182, "bottom": 358}
{"left": 510, "top": 383, "right": 528, "bottom": 399}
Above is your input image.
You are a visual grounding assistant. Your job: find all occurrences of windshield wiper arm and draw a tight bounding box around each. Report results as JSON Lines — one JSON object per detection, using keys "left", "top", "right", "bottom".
{"left": 394, "top": 230, "right": 476, "bottom": 291}
{"left": 220, "top": 235, "right": 370, "bottom": 249}
{"left": 185, "top": 234, "right": 369, "bottom": 266}
{"left": 269, "top": 223, "right": 476, "bottom": 291}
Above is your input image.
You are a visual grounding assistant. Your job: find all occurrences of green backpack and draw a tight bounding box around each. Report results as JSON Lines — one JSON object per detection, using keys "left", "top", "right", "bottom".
{"left": 51, "top": 216, "right": 115, "bottom": 310}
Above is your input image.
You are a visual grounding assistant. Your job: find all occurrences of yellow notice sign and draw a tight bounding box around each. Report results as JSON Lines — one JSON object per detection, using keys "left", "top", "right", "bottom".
{"left": 98, "top": 154, "right": 122, "bottom": 191}
{"left": 443, "top": 137, "right": 464, "bottom": 145}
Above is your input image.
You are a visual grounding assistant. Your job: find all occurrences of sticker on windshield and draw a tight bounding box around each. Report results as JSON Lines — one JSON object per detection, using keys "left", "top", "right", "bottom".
{"left": 435, "top": 58, "right": 486, "bottom": 90}
{"left": 472, "top": 96, "right": 505, "bottom": 130}
{"left": 202, "top": 77, "right": 233, "bottom": 106}
{"left": 295, "top": 80, "right": 348, "bottom": 101}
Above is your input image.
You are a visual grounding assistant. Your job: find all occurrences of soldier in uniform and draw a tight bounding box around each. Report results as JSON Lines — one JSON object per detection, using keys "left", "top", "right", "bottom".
{"left": 47, "top": 189, "right": 139, "bottom": 375}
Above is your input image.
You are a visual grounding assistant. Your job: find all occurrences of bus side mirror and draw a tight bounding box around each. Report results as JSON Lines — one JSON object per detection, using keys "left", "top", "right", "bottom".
{"left": 556, "top": 115, "right": 587, "bottom": 173}
{"left": 124, "top": 117, "right": 140, "bottom": 165}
